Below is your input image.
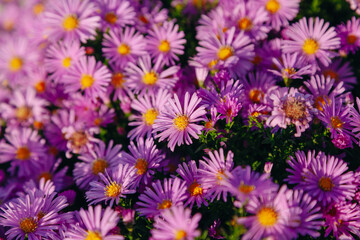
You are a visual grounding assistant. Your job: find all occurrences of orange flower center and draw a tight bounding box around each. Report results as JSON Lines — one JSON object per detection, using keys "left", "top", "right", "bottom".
{"left": 238, "top": 17, "right": 253, "bottom": 31}
{"left": 318, "top": 176, "right": 334, "bottom": 191}
{"left": 331, "top": 116, "right": 343, "bottom": 129}
{"left": 135, "top": 158, "right": 148, "bottom": 175}
{"left": 257, "top": 207, "right": 278, "bottom": 227}
{"left": 105, "top": 12, "right": 117, "bottom": 24}
{"left": 249, "top": 89, "right": 264, "bottom": 103}
{"left": 173, "top": 115, "right": 189, "bottom": 131}
{"left": 284, "top": 98, "right": 306, "bottom": 120}
{"left": 16, "top": 147, "right": 31, "bottom": 160}
{"left": 346, "top": 34, "right": 357, "bottom": 45}
{"left": 189, "top": 181, "right": 203, "bottom": 196}
{"left": 157, "top": 199, "right": 172, "bottom": 209}
{"left": 19, "top": 217, "right": 38, "bottom": 233}
{"left": 92, "top": 159, "right": 108, "bottom": 175}
{"left": 266, "top": 0, "right": 281, "bottom": 14}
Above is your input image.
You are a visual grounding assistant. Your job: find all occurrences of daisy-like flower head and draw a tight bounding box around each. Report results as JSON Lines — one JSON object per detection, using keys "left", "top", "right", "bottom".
{"left": 337, "top": 16, "right": 360, "bottom": 54}
{"left": 282, "top": 17, "right": 340, "bottom": 69}
{"left": 350, "top": 97, "right": 360, "bottom": 144}
{"left": 103, "top": 27, "right": 147, "bottom": 69}
{"left": 44, "top": 40, "right": 85, "bottom": 83}
{"left": 0, "top": 128, "right": 47, "bottom": 177}
{"left": 196, "top": 7, "right": 229, "bottom": 41}
{"left": 95, "top": 0, "right": 136, "bottom": 31}
{"left": 304, "top": 152, "right": 356, "bottom": 205}
{"left": 259, "top": 0, "right": 300, "bottom": 31}
{"left": 176, "top": 160, "right": 208, "bottom": 208}
{"left": 108, "top": 66, "right": 131, "bottom": 102}
{"left": 120, "top": 137, "right": 165, "bottom": 187}
{"left": 153, "top": 92, "right": 206, "bottom": 152}
{"left": 222, "top": 165, "right": 278, "bottom": 205}
{"left": 146, "top": 20, "right": 186, "bottom": 67}
{"left": 128, "top": 89, "right": 171, "bottom": 140}
{"left": 151, "top": 206, "right": 201, "bottom": 240}
{"left": 63, "top": 56, "right": 111, "bottom": 100}
{"left": 0, "top": 88, "right": 48, "bottom": 129}
{"left": 198, "top": 148, "right": 234, "bottom": 202}
{"left": 238, "top": 185, "right": 297, "bottom": 240}
{"left": 125, "top": 54, "right": 180, "bottom": 95}
{"left": 216, "top": 95, "right": 242, "bottom": 124}
{"left": 134, "top": 2, "right": 168, "bottom": 33}
{"left": 74, "top": 140, "right": 123, "bottom": 189}
{"left": 195, "top": 27, "right": 254, "bottom": 77}
{"left": 64, "top": 205, "right": 123, "bottom": 240}
{"left": 137, "top": 178, "right": 187, "bottom": 217}
{"left": 43, "top": 0, "right": 100, "bottom": 43}
{"left": 266, "top": 87, "right": 316, "bottom": 137}
{"left": 87, "top": 164, "right": 137, "bottom": 207}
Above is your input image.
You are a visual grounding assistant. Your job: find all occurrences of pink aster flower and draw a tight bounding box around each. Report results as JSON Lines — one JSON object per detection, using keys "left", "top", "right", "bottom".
{"left": 102, "top": 27, "right": 147, "bottom": 69}
{"left": 337, "top": 16, "right": 360, "bottom": 54}
{"left": 282, "top": 17, "right": 340, "bottom": 69}
{"left": 107, "top": 66, "right": 132, "bottom": 102}
{"left": 43, "top": 0, "right": 100, "bottom": 43}
{"left": 86, "top": 164, "right": 137, "bottom": 207}
{"left": 146, "top": 20, "right": 186, "bottom": 67}
{"left": 64, "top": 205, "right": 123, "bottom": 240}
{"left": 134, "top": 2, "right": 168, "bottom": 33}
{"left": 137, "top": 178, "right": 187, "bottom": 217}
{"left": 63, "top": 56, "right": 111, "bottom": 100}
{"left": 120, "top": 137, "right": 165, "bottom": 187}
{"left": 151, "top": 206, "right": 201, "bottom": 240}
{"left": 153, "top": 92, "right": 206, "bottom": 151}
{"left": 266, "top": 87, "right": 316, "bottom": 137}
{"left": 125, "top": 55, "right": 180, "bottom": 95}
{"left": 216, "top": 96, "right": 242, "bottom": 124}
{"left": 196, "top": 7, "right": 229, "bottom": 41}
{"left": 95, "top": 0, "right": 136, "bottom": 31}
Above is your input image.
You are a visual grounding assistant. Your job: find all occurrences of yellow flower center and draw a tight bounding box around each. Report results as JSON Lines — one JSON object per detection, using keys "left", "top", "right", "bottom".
{"left": 314, "top": 95, "right": 330, "bottom": 111}
{"left": 135, "top": 158, "right": 148, "bottom": 175}
{"left": 117, "top": 44, "right": 130, "bottom": 55}
{"left": 238, "top": 17, "right": 253, "bottom": 31}
{"left": 173, "top": 115, "right": 189, "bottom": 131}
{"left": 266, "top": 0, "right": 281, "bottom": 14}
{"left": 33, "top": 3, "right": 44, "bottom": 15}
{"left": 143, "top": 71, "right": 157, "bottom": 85}
{"left": 208, "top": 59, "right": 218, "bottom": 69}
{"left": 35, "top": 81, "right": 46, "bottom": 93}
{"left": 331, "top": 116, "right": 343, "bottom": 129}
{"left": 249, "top": 89, "right": 264, "bottom": 103}
{"left": 284, "top": 98, "right": 306, "bottom": 120}
{"left": 189, "top": 181, "right": 203, "bottom": 197}
{"left": 157, "top": 199, "right": 172, "bottom": 209}
{"left": 282, "top": 67, "right": 296, "bottom": 77}
{"left": 63, "top": 15, "right": 79, "bottom": 31}
{"left": 62, "top": 57, "right": 71, "bottom": 68}
{"left": 323, "top": 69, "right": 339, "bottom": 83}
{"left": 16, "top": 147, "right": 31, "bottom": 160}
{"left": 143, "top": 108, "right": 158, "bottom": 126}
{"left": 105, "top": 12, "right": 117, "bottom": 24}
{"left": 347, "top": 34, "right": 357, "bottom": 45}
{"left": 80, "top": 74, "right": 94, "bottom": 89}
{"left": 111, "top": 72, "right": 125, "bottom": 88}
{"left": 16, "top": 106, "right": 32, "bottom": 121}
{"left": 92, "top": 159, "right": 108, "bottom": 175}
{"left": 105, "top": 182, "right": 122, "bottom": 197}
{"left": 302, "top": 39, "right": 319, "bottom": 55}
{"left": 19, "top": 217, "right": 38, "bottom": 233}
{"left": 216, "top": 169, "right": 225, "bottom": 184}
{"left": 217, "top": 46, "right": 233, "bottom": 61}
{"left": 158, "top": 40, "right": 171, "bottom": 52}
{"left": 257, "top": 207, "right": 278, "bottom": 227}
{"left": 38, "top": 172, "right": 53, "bottom": 182}
{"left": 318, "top": 176, "right": 334, "bottom": 191}
{"left": 239, "top": 182, "right": 255, "bottom": 194}
{"left": 85, "top": 231, "right": 102, "bottom": 240}
{"left": 9, "top": 57, "right": 23, "bottom": 72}
{"left": 175, "top": 230, "right": 187, "bottom": 240}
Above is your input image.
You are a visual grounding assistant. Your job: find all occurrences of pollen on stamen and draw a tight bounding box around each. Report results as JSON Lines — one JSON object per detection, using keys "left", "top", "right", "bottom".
{"left": 143, "top": 71, "right": 158, "bottom": 85}
{"left": 173, "top": 115, "right": 189, "bottom": 131}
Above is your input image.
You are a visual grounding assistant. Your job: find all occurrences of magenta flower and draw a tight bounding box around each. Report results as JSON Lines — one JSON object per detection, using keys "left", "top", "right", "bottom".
{"left": 153, "top": 92, "right": 206, "bottom": 151}
{"left": 337, "top": 16, "right": 360, "bottom": 54}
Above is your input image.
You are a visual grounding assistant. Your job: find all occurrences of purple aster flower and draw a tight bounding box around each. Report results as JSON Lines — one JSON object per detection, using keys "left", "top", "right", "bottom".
{"left": 87, "top": 164, "right": 137, "bottom": 207}
{"left": 350, "top": 97, "right": 360, "bottom": 144}
{"left": 108, "top": 67, "right": 132, "bottom": 102}
{"left": 198, "top": 148, "right": 234, "bottom": 202}
{"left": 337, "top": 16, "right": 360, "bottom": 54}
{"left": 196, "top": 7, "right": 229, "bottom": 41}
{"left": 44, "top": 40, "right": 85, "bottom": 83}
{"left": 208, "top": 219, "right": 225, "bottom": 239}
{"left": 153, "top": 92, "right": 206, "bottom": 151}
{"left": 43, "top": 0, "right": 100, "bottom": 43}
{"left": 282, "top": 17, "right": 340, "bottom": 69}
{"left": 134, "top": 2, "right": 168, "bottom": 33}
{"left": 176, "top": 160, "right": 208, "bottom": 208}
{"left": 146, "top": 20, "right": 186, "bottom": 67}
{"left": 266, "top": 87, "right": 316, "bottom": 137}
{"left": 0, "top": 128, "right": 47, "bottom": 177}
{"left": 137, "top": 178, "right": 187, "bottom": 217}
{"left": 238, "top": 185, "right": 297, "bottom": 240}
{"left": 74, "top": 140, "right": 123, "bottom": 189}
{"left": 102, "top": 27, "right": 146, "bottom": 69}
{"left": 212, "top": 69, "right": 231, "bottom": 87}
{"left": 151, "top": 206, "right": 201, "bottom": 240}
{"left": 95, "top": 0, "right": 136, "bottom": 31}
{"left": 259, "top": 0, "right": 300, "bottom": 31}
{"left": 120, "top": 137, "right": 165, "bottom": 187}
{"left": 332, "top": 133, "right": 353, "bottom": 149}
{"left": 251, "top": 38, "right": 282, "bottom": 71}
{"left": 128, "top": 89, "right": 171, "bottom": 140}
{"left": 304, "top": 152, "right": 356, "bottom": 205}
{"left": 125, "top": 55, "right": 180, "bottom": 95}
{"left": 203, "top": 106, "right": 221, "bottom": 132}
{"left": 64, "top": 205, "right": 123, "bottom": 240}
{"left": 216, "top": 95, "right": 242, "bottom": 124}
{"left": 63, "top": 56, "right": 111, "bottom": 100}
{"left": 222, "top": 165, "right": 278, "bottom": 205}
